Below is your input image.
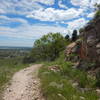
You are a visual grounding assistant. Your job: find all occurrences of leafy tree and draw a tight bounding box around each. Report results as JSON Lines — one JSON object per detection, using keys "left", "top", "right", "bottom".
{"left": 94, "top": 4, "right": 100, "bottom": 18}
{"left": 65, "top": 34, "right": 70, "bottom": 40}
{"left": 72, "top": 30, "right": 78, "bottom": 41}
{"left": 30, "top": 33, "right": 67, "bottom": 61}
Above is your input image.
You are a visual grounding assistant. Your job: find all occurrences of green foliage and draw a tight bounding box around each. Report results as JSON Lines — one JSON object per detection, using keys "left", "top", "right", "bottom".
{"left": 79, "top": 28, "right": 84, "bottom": 33}
{"left": 94, "top": 10, "right": 100, "bottom": 18}
{"left": 72, "top": 30, "right": 78, "bottom": 41}
{"left": 39, "top": 52, "right": 99, "bottom": 100}
{"left": 95, "top": 71, "right": 100, "bottom": 87}
{"left": 30, "top": 33, "right": 69, "bottom": 62}
{"left": 23, "top": 56, "right": 34, "bottom": 63}
{"left": 93, "top": 4, "right": 100, "bottom": 19}
{"left": 65, "top": 34, "right": 70, "bottom": 40}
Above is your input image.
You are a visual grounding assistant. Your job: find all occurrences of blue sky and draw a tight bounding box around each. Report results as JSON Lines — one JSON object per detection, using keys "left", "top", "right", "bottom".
{"left": 0, "top": 0, "right": 100, "bottom": 47}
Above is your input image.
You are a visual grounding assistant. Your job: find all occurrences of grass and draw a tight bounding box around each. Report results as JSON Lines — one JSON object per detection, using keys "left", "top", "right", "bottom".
{"left": 39, "top": 52, "right": 99, "bottom": 100}
{"left": 95, "top": 10, "right": 100, "bottom": 18}
{"left": 0, "top": 57, "right": 29, "bottom": 99}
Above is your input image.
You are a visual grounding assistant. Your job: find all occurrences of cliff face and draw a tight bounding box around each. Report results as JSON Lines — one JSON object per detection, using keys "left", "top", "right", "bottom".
{"left": 65, "top": 18, "right": 100, "bottom": 70}
{"left": 80, "top": 18, "right": 100, "bottom": 67}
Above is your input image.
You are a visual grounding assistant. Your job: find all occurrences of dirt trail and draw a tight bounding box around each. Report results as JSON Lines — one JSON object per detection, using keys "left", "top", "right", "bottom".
{"left": 3, "top": 64, "right": 44, "bottom": 100}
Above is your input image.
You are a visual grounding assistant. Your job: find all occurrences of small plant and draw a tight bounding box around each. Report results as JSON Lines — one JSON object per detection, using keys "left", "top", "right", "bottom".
{"left": 95, "top": 10, "right": 100, "bottom": 18}
{"left": 95, "top": 71, "right": 100, "bottom": 87}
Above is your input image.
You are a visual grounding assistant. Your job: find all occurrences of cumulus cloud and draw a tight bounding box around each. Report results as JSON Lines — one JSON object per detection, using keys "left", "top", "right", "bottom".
{"left": 0, "top": 16, "right": 28, "bottom": 25}
{"left": 27, "top": 8, "right": 83, "bottom": 21}
{"left": 35, "top": 0, "right": 54, "bottom": 5}
{"left": 0, "top": 0, "right": 54, "bottom": 15}
{"left": 58, "top": 0, "right": 68, "bottom": 9}
{"left": 71, "top": 0, "right": 90, "bottom": 7}
{"left": 87, "top": 12, "right": 95, "bottom": 18}
{"left": 0, "top": 22, "right": 67, "bottom": 40}
{"left": 71, "top": 0, "right": 100, "bottom": 8}
{"left": 67, "top": 18, "right": 88, "bottom": 30}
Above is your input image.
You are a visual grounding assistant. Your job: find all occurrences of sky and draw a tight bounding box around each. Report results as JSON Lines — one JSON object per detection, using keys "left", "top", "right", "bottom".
{"left": 0, "top": 0, "right": 100, "bottom": 47}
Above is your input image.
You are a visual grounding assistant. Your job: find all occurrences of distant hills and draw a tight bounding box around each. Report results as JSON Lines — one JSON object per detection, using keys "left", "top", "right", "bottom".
{"left": 0, "top": 46, "right": 32, "bottom": 50}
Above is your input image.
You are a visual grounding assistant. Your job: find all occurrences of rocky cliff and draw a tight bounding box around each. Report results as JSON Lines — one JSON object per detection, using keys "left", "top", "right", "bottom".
{"left": 65, "top": 17, "right": 100, "bottom": 71}
{"left": 80, "top": 18, "right": 100, "bottom": 68}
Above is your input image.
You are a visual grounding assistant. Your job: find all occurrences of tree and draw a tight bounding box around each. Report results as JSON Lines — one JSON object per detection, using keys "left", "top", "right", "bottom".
{"left": 94, "top": 4, "right": 100, "bottom": 19}
{"left": 65, "top": 34, "right": 70, "bottom": 40}
{"left": 30, "top": 33, "right": 67, "bottom": 61}
{"left": 72, "top": 30, "right": 78, "bottom": 41}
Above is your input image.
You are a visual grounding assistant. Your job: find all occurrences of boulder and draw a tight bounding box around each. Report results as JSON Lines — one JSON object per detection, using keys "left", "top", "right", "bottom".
{"left": 48, "top": 65, "right": 60, "bottom": 72}
{"left": 65, "top": 39, "right": 82, "bottom": 62}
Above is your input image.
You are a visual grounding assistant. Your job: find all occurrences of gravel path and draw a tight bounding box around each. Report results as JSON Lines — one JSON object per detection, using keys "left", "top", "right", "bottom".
{"left": 3, "top": 64, "right": 44, "bottom": 100}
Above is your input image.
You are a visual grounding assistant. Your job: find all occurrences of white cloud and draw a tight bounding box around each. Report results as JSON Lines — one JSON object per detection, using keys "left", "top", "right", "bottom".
{"left": 0, "top": 0, "right": 55, "bottom": 15}
{"left": 71, "top": 0, "right": 90, "bottom": 7}
{"left": 90, "top": 0, "right": 100, "bottom": 8}
{"left": 0, "top": 17, "right": 88, "bottom": 47}
{"left": 67, "top": 18, "right": 88, "bottom": 30}
{"left": 0, "top": 22, "right": 67, "bottom": 41}
{"left": 58, "top": 0, "right": 68, "bottom": 9}
{"left": 35, "top": 0, "right": 54, "bottom": 5}
{"left": 71, "top": 0, "right": 100, "bottom": 8}
{"left": 87, "top": 12, "right": 95, "bottom": 18}
{"left": 0, "top": 9, "right": 5, "bottom": 13}
{"left": 0, "top": 15, "right": 28, "bottom": 24}
{"left": 0, "top": 38, "right": 34, "bottom": 47}
{"left": 27, "top": 8, "right": 83, "bottom": 21}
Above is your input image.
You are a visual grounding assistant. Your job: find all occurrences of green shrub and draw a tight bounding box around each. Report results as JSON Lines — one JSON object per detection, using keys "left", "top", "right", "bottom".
{"left": 95, "top": 71, "right": 100, "bottom": 87}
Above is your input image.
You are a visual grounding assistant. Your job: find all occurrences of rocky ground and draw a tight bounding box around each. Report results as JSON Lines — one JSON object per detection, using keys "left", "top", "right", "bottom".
{"left": 3, "top": 64, "right": 44, "bottom": 100}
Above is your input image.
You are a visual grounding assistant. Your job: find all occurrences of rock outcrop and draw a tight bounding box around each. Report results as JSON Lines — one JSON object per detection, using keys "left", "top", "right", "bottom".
{"left": 65, "top": 39, "right": 81, "bottom": 62}
{"left": 80, "top": 18, "right": 100, "bottom": 67}
{"left": 65, "top": 17, "right": 100, "bottom": 70}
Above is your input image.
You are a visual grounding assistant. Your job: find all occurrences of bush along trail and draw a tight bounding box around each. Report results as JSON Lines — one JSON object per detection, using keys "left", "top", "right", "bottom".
{"left": 3, "top": 64, "right": 44, "bottom": 100}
